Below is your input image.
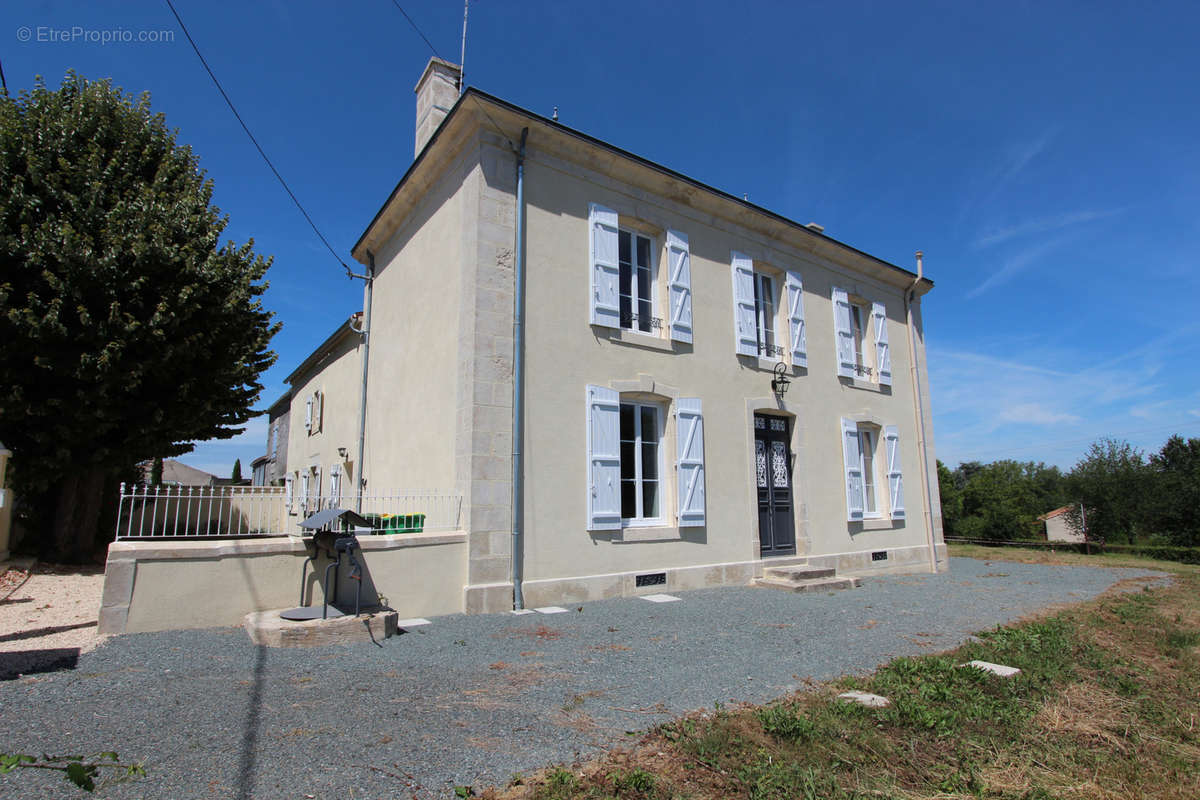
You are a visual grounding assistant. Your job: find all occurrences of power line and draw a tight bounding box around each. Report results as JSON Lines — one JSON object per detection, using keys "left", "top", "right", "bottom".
{"left": 163, "top": 0, "right": 353, "bottom": 277}
{"left": 389, "top": 0, "right": 443, "bottom": 59}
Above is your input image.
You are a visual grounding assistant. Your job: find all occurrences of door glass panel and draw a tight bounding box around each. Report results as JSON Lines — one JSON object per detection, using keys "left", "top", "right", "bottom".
{"left": 769, "top": 418, "right": 786, "bottom": 432}
{"left": 771, "top": 442, "right": 788, "bottom": 488}
{"left": 755, "top": 440, "right": 767, "bottom": 487}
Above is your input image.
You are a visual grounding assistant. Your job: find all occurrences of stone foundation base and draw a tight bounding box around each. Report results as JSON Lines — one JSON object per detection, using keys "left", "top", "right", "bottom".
{"left": 244, "top": 608, "right": 398, "bottom": 648}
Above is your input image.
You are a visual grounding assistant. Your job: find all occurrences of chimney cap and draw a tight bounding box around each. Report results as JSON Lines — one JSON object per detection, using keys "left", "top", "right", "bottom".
{"left": 805, "top": 222, "right": 825, "bottom": 233}
{"left": 414, "top": 57, "right": 462, "bottom": 94}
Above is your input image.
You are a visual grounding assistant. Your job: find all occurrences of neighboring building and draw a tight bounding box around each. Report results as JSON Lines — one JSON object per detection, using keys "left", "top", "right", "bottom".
{"left": 139, "top": 459, "right": 219, "bottom": 487}
{"left": 283, "top": 57, "right": 944, "bottom": 615}
{"left": 283, "top": 313, "right": 363, "bottom": 515}
{"left": 251, "top": 391, "right": 292, "bottom": 486}
{"left": 1039, "top": 506, "right": 1083, "bottom": 542}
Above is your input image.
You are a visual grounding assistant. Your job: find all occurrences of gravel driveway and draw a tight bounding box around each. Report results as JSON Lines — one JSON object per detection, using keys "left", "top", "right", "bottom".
{"left": 0, "top": 557, "right": 1167, "bottom": 798}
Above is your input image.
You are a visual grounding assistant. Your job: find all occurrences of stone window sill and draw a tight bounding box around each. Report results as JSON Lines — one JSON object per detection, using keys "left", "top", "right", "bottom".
{"left": 596, "top": 326, "right": 676, "bottom": 352}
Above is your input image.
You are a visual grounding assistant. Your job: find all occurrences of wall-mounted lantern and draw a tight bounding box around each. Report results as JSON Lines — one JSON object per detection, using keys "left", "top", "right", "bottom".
{"left": 771, "top": 362, "right": 791, "bottom": 395}
{"left": 337, "top": 447, "right": 348, "bottom": 460}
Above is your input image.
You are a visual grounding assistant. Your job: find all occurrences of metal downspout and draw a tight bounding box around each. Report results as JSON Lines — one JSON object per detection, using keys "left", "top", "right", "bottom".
{"left": 511, "top": 128, "right": 529, "bottom": 609}
{"left": 355, "top": 253, "right": 375, "bottom": 513}
{"left": 904, "top": 251, "right": 938, "bottom": 571}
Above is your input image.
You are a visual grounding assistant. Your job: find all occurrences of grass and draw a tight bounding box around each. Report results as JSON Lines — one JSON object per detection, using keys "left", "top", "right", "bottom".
{"left": 482, "top": 548, "right": 1200, "bottom": 800}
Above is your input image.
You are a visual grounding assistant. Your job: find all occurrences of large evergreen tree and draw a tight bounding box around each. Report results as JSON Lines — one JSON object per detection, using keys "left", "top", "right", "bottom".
{"left": 0, "top": 74, "right": 278, "bottom": 561}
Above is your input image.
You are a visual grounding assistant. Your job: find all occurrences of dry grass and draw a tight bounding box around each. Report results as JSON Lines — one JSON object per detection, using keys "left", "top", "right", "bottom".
{"left": 477, "top": 548, "right": 1200, "bottom": 800}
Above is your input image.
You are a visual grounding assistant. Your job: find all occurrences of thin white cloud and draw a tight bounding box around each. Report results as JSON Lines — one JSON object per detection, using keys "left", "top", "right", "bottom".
{"left": 958, "top": 127, "right": 1060, "bottom": 223}
{"left": 998, "top": 403, "right": 1081, "bottom": 426}
{"left": 966, "top": 234, "right": 1074, "bottom": 299}
{"left": 927, "top": 339, "right": 1187, "bottom": 468}
{"left": 974, "top": 208, "right": 1122, "bottom": 249}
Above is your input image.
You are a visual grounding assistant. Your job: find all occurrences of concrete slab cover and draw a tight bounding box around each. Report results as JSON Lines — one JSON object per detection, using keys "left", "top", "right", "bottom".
{"left": 838, "top": 690, "right": 891, "bottom": 708}
{"left": 396, "top": 618, "right": 432, "bottom": 628}
{"left": 640, "top": 594, "right": 681, "bottom": 603}
{"left": 961, "top": 659, "right": 1021, "bottom": 677}
{"left": 534, "top": 606, "right": 568, "bottom": 614}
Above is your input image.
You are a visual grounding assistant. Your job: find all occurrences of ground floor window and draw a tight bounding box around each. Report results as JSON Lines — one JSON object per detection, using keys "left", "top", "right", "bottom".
{"left": 620, "top": 402, "right": 661, "bottom": 523}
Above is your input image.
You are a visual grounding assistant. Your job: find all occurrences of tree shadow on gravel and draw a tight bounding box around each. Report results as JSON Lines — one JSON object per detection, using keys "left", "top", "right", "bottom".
{"left": 0, "top": 647, "right": 80, "bottom": 680}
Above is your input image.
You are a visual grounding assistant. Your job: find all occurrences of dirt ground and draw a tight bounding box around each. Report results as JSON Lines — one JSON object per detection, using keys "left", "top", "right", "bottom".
{"left": 0, "top": 562, "right": 106, "bottom": 679}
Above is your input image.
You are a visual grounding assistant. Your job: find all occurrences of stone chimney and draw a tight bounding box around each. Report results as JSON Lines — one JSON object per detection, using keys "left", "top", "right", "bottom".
{"left": 414, "top": 57, "right": 462, "bottom": 157}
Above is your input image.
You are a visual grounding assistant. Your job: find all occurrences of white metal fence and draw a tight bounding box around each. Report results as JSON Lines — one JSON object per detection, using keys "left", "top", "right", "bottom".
{"left": 115, "top": 484, "right": 463, "bottom": 539}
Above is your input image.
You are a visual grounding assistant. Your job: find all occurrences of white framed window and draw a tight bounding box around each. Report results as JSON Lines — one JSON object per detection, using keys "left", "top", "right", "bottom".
{"left": 753, "top": 272, "right": 781, "bottom": 359}
{"left": 298, "top": 470, "right": 309, "bottom": 510}
{"left": 833, "top": 289, "right": 892, "bottom": 386}
{"left": 619, "top": 401, "right": 662, "bottom": 525}
{"left": 841, "top": 418, "right": 905, "bottom": 522}
{"left": 618, "top": 229, "right": 658, "bottom": 334}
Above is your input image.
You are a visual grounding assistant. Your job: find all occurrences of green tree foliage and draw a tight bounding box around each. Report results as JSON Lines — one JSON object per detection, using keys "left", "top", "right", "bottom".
{"left": 0, "top": 74, "right": 278, "bottom": 561}
{"left": 1146, "top": 435, "right": 1200, "bottom": 547}
{"left": 940, "top": 460, "right": 1066, "bottom": 540}
{"left": 231, "top": 458, "right": 242, "bottom": 482}
{"left": 1064, "top": 439, "right": 1148, "bottom": 545}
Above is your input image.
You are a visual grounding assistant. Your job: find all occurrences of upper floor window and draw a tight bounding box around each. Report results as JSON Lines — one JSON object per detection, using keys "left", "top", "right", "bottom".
{"left": 618, "top": 230, "right": 658, "bottom": 333}
{"left": 304, "top": 391, "right": 324, "bottom": 435}
{"left": 589, "top": 203, "right": 693, "bottom": 343}
{"left": 732, "top": 252, "right": 807, "bottom": 367}
{"left": 833, "top": 288, "right": 891, "bottom": 386}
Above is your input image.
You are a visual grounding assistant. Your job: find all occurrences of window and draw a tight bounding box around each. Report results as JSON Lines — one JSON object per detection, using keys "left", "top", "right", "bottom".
{"left": 840, "top": 418, "right": 905, "bottom": 522}
{"left": 270, "top": 422, "right": 279, "bottom": 460}
{"left": 618, "top": 230, "right": 657, "bottom": 333}
{"left": 753, "top": 272, "right": 781, "bottom": 359}
{"left": 620, "top": 402, "right": 661, "bottom": 523}
{"left": 833, "top": 290, "right": 892, "bottom": 386}
{"left": 733, "top": 254, "right": 806, "bottom": 366}
{"left": 587, "top": 386, "right": 706, "bottom": 530}
{"left": 591, "top": 204, "right": 692, "bottom": 342}
{"left": 329, "top": 464, "right": 342, "bottom": 507}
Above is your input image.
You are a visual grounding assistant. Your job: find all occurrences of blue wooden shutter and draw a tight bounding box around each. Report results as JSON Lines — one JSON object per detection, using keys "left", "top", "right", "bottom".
{"left": 676, "top": 398, "right": 706, "bottom": 527}
{"left": 589, "top": 204, "right": 620, "bottom": 328}
{"left": 586, "top": 385, "right": 622, "bottom": 530}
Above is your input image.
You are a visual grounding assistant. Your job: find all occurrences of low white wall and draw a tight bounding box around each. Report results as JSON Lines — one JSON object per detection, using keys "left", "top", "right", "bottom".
{"left": 100, "top": 532, "right": 468, "bottom": 634}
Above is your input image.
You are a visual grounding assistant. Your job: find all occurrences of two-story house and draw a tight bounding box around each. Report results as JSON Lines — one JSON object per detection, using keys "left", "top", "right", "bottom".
{"left": 315, "top": 58, "right": 945, "bottom": 615}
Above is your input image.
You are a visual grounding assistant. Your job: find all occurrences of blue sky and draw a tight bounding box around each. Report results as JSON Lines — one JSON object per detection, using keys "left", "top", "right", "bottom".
{"left": 7, "top": 1, "right": 1200, "bottom": 475}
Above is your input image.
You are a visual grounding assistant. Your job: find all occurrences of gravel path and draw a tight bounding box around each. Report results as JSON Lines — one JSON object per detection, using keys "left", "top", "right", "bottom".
{"left": 0, "top": 557, "right": 1167, "bottom": 799}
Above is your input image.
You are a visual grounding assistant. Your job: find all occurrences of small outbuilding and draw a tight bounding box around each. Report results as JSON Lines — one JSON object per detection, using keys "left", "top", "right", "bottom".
{"left": 1039, "top": 506, "right": 1083, "bottom": 543}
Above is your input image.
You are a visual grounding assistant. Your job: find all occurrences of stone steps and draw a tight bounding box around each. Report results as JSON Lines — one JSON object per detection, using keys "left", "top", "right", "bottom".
{"left": 754, "top": 565, "right": 861, "bottom": 593}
